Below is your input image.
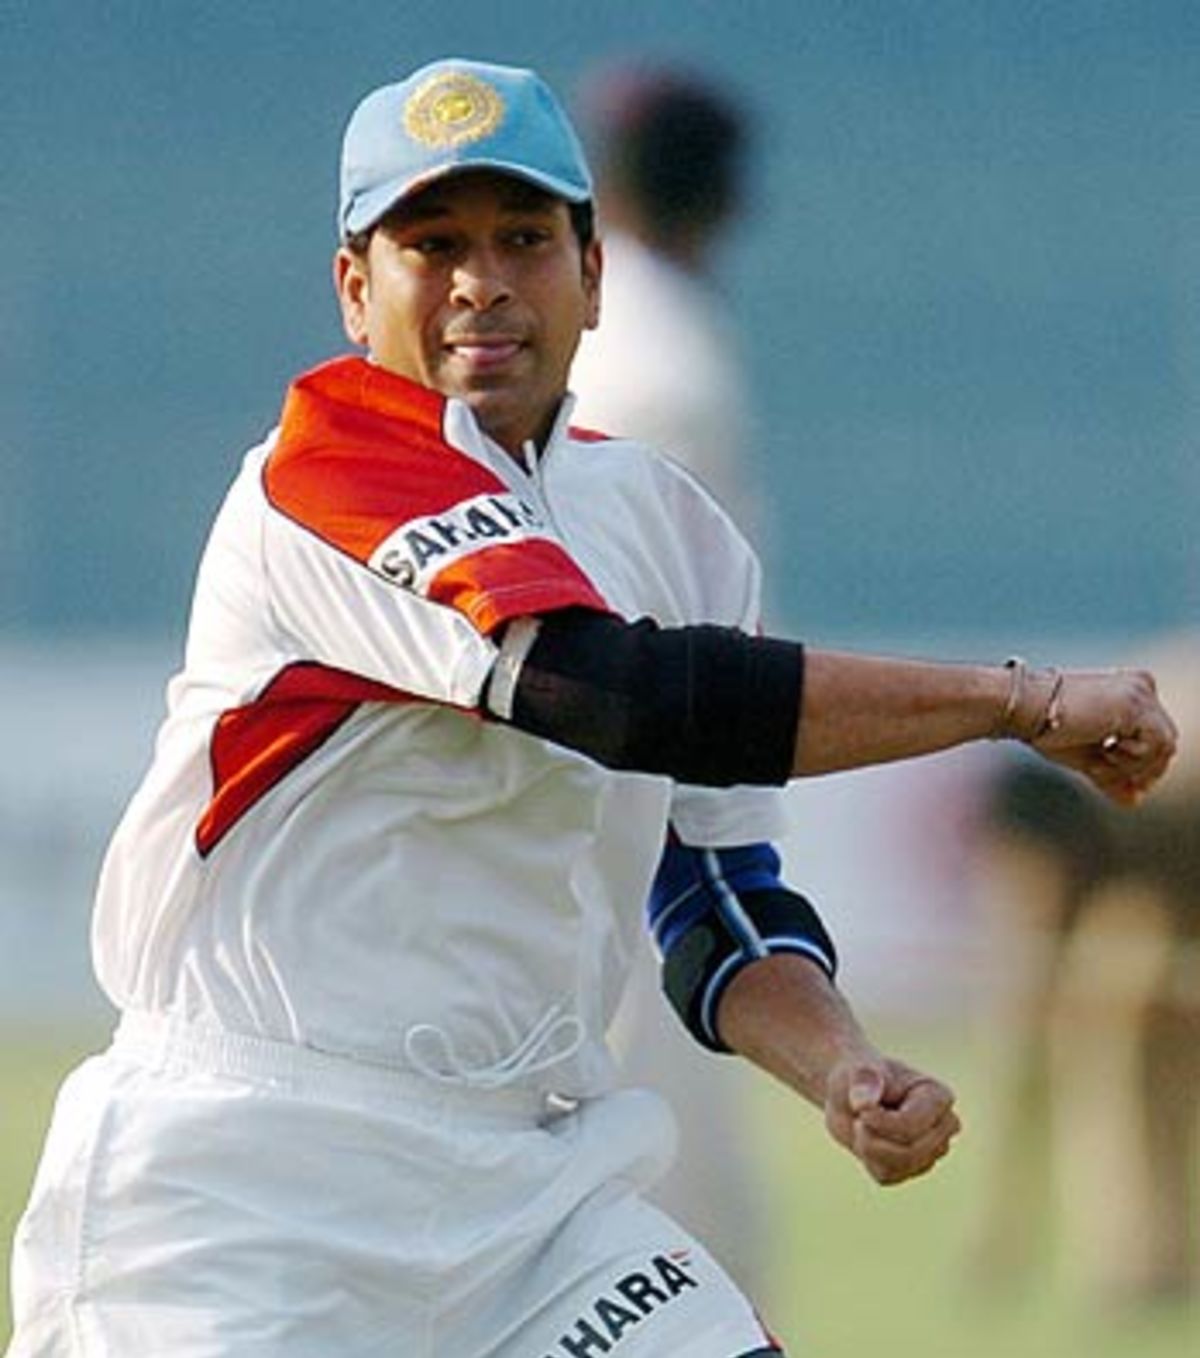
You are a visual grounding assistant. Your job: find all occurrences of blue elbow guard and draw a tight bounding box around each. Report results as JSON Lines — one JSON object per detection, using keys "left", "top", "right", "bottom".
{"left": 650, "top": 840, "right": 838, "bottom": 1052}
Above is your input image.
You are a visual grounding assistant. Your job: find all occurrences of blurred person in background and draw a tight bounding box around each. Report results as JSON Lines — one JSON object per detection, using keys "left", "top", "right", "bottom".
{"left": 570, "top": 63, "right": 770, "bottom": 1296}
{"left": 968, "top": 630, "right": 1200, "bottom": 1306}
{"left": 571, "top": 62, "right": 762, "bottom": 542}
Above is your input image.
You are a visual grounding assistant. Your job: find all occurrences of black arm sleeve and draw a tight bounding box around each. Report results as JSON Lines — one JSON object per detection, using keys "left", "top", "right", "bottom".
{"left": 488, "top": 608, "right": 804, "bottom": 787}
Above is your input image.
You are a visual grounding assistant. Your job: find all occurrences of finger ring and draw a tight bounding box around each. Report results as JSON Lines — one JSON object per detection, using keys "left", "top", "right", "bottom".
{"left": 1102, "top": 733, "right": 1121, "bottom": 751}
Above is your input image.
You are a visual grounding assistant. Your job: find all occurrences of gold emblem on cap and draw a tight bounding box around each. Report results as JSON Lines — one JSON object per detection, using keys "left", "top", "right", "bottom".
{"left": 404, "top": 72, "right": 504, "bottom": 148}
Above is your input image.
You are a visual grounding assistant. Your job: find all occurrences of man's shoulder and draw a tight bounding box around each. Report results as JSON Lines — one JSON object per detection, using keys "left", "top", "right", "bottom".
{"left": 563, "top": 422, "right": 674, "bottom": 477}
{"left": 560, "top": 423, "right": 749, "bottom": 545}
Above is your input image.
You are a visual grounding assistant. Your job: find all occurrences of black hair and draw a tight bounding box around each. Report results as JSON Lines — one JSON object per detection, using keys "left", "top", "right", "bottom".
{"left": 585, "top": 72, "right": 747, "bottom": 237}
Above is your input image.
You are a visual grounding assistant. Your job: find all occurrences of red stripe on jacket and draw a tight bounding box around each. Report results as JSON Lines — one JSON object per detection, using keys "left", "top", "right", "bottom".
{"left": 198, "top": 357, "right": 610, "bottom": 853}
{"left": 264, "top": 356, "right": 608, "bottom": 633}
{"left": 196, "top": 662, "right": 416, "bottom": 857}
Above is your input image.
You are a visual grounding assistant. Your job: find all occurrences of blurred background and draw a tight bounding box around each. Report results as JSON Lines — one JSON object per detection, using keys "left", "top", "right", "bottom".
{"left": 2, "top": 2, "right": 1197, "bottom": 1354}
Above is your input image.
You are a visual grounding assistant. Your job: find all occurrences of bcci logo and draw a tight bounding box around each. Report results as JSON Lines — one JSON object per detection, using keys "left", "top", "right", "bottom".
{"left": 404, "top": 71, "right": 504, "bottom": 148}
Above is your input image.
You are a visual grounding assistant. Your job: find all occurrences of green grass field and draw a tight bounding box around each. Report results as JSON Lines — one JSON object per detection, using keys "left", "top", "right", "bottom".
{"left": 2, "top": 1020, "right": 1195, "bottom": 1355}
{"left": 750, "top": 1020, "right": 1198, "bottom": 1357}
{"left": 1, "top": 1025, "right": 109, "bottom": 1349}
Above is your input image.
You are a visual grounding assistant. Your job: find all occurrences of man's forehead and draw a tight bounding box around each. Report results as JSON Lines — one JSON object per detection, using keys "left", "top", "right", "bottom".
{"left": 390, "top": 171, "right": 566, "bottom": 222}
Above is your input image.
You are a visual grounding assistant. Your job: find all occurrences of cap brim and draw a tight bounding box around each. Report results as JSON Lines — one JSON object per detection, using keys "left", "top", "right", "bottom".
{"left": 342, "top": 159, "right": 591, "bottom": 238}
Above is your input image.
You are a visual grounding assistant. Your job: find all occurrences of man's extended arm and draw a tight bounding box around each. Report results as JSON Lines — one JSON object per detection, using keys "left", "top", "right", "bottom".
{"left": 489, "top": 610, "right": 1177, "bottom": 806}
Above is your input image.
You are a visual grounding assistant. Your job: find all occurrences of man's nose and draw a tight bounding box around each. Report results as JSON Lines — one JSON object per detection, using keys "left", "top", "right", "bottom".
{"left": 450, "top": 250, "right": 512, "bottom": 309}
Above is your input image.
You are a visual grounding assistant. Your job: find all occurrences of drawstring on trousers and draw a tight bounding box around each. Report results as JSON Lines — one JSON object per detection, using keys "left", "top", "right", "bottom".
{"left": 403, "top": 1004, "right": 584, "bottom": 1089}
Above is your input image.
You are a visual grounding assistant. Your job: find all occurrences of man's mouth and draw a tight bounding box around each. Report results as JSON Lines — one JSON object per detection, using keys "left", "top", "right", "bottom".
{"left": 445, "top": 337, "right": 524, "bottom": 371}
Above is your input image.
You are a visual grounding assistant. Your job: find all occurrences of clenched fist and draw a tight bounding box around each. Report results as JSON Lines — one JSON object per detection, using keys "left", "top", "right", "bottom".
{"left": 824, "top": 1058, "right": 961, "bottom": 1186}
{"left": 1023, "top": 667, "right": 1178, "bottom": 806}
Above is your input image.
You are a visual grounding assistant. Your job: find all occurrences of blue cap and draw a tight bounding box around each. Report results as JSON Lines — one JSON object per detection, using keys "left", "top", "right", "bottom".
{"left": 339, "top": 58, "right": 594, "bottom": 239}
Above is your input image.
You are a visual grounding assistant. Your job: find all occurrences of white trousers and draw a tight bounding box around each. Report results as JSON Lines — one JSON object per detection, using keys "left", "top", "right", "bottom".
{"left": 7, "top": 1012, "right": 783, "bottom": 1357}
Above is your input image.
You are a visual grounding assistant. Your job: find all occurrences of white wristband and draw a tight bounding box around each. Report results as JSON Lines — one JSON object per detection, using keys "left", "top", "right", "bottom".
{"left": 484, "top": 616, "right": 542, "bottom": 720}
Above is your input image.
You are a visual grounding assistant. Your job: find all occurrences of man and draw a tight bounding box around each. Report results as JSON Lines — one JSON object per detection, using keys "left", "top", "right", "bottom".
{"left": 6, "top": 58, "right": 1176, "bottom": 1358}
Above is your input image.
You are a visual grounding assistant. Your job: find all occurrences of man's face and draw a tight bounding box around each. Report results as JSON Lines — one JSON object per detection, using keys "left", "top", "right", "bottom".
{"left": 335, "top": 171, "right": 602, "bottom": 456}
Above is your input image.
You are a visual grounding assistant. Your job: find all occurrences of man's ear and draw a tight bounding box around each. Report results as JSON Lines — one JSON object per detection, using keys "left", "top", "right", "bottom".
{"left": 582, "top": 238, "right": 603, "bottom": 332}
{"left": 333, "top": 246, "right": 371, "bottom": 347}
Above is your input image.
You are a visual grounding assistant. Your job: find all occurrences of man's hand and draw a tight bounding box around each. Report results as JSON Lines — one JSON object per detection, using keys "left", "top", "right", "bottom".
{"left": 824, "top": 1058, "right": 961, "bottom": 1186}
{"left": 719, "top": 954, "right": 961, "bottom": 1186}
{"left": 1027, "top": 668, "right": 1178, "bottom": 806}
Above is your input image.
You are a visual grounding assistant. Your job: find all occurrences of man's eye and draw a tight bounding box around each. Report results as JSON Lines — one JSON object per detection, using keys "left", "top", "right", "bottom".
{"left": 509, "top": 227, "right": 551, "bottom": 247}
{"left": 409, "top": 235, "right": 454, "bottom": 256}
